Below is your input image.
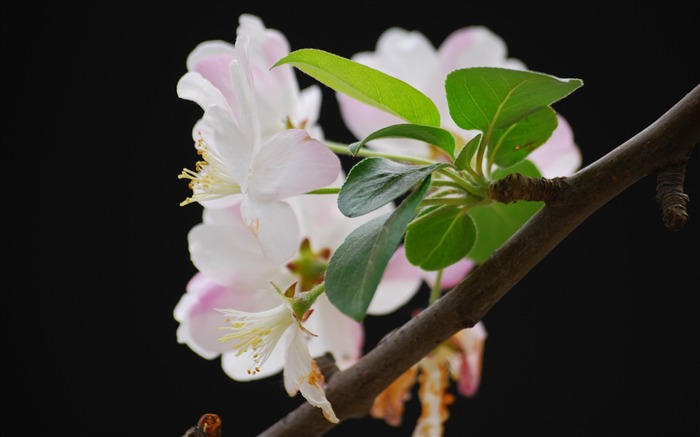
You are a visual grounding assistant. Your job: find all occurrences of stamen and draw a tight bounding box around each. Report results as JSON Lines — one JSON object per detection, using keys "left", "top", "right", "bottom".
{"left": 178, "top": 132, "right": 242, "bottom": 206}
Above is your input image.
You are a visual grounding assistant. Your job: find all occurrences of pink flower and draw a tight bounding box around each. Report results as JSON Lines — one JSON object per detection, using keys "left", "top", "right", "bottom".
{"left": 337, "top": 26, "right": 581, "bottom": 177}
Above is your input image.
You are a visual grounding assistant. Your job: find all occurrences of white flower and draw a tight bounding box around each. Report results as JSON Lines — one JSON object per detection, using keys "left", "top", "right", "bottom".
{"left": 177, "top": 17, "right": 340, "bottom": 264}
{"left": 337, "top": 26, "right": 581, "bottom": 177}
{"left": 175, "top": 178, "right": 426, "bottom": 373}
{"left": 217, "top": 285, "right": 339, "bottom": 423}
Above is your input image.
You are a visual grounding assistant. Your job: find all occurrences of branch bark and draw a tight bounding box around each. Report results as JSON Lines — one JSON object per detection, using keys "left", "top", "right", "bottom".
{"left": 259, "top": 83, "right": 700, "bottom": 436}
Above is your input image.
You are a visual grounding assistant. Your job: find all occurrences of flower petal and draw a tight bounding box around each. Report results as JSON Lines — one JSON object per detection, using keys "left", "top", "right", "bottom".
{"left": 249, "top": 129, "right": 340, "bottom": 201}
{"left": 370, "top": 365, "right": 418, "bottom": 427}
{"left": 438, "top": 26, "right": 526, "bottom": 74}
{"left": 283, "top": 327, "right": 339, "bottom": 423}
{"left": 186, "top": 41, "right": 240, "bottom": 113}
{"left": 177, "top": 71, "right": 231, "bottom": 113}
{"left": 367, "top": 246, "right": 424, "bottom": 315}
{"left": 188, "top": 207, "right": 287, "bottom": 287}
{"left": 528, "top": 114, "right": 582, "bottom": 178}
{"left": 240, "top": 196, "right": 300, "bottom": 265}
{"left": 174, "top": 272, "right": 280, "bottom": 358}
{"left": 452, "top": 321, "right": 488, "bottom": 398}
{"left": 414, "top": 354, "right": 455, "bottom": 437}
{"left": 220, "top": 327, "right": 288, "bottom": 381}
{"left": 305, "top": 294, "right": 364, "bottom": 370}
{"left": 421, "top": 258, "right": 476, "bottom": 290}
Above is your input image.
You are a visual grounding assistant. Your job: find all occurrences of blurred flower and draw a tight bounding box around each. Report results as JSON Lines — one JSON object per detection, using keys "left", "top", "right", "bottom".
{"left": 337, "top": 25, "right": 581, "bottom": 176}
{"left": 371, "top": 321, "right": 488, "bottom": 436}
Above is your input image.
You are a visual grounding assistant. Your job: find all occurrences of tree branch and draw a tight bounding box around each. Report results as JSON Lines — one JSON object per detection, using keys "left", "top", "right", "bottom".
{"left": 259, "top": 83, "right": 700, "bottom": 436}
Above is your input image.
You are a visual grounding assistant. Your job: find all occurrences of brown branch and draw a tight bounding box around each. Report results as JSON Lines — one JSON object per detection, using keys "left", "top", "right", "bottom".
{"left": 259, "top": 83, "right": 700, "bottom": 436}
{"left": 488, "top": 174, "right": 568, "bottom": 204}
{"left": 656, "top": 161, "right": 691, "bottom": 231}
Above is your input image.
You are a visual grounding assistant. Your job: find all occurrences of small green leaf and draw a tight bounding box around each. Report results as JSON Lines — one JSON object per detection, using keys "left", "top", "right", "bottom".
{"left": 489, "top": 106, "right": 558, "bottom": 168}
{"left": 446, "top": 67, "right": 582, "bottom": 132}
{"left": 274, "top": 49, "right": 440, "bottom": 126}
{"left": 338, "top": 157, "right": 449, "bottom": 217}
{"left": 404, "top": 205, "right": 476, "bottom": 271}
{"left": 349, "top": 124, "right": 455, "bottom": 157}
{"left": 454, "top": 133, "right": 482, "bottom": 171}
{"left": 325, "top": 177, "right": 431, "bottom": 321}
{"left": 467, "top": 160, "right": 543, "bottom": 263}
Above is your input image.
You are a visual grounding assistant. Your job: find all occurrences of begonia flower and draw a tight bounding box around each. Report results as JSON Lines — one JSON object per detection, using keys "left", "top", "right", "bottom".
{"left": 174, "top": 178, "right": 426, "bottom": 416}
{"left": 217, "top": 282, "right": 339, "bottom": 423}
{"left": 177, "top": 21, "right": 340, "bottom": 265}
{"left": 337, "top": 26, "right": 581, "bottom": 177}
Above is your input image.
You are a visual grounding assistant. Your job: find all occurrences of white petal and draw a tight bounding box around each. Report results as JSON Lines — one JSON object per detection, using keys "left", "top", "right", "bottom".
{"left": 201, "top": 105, "right": 252, "bottom": 190}
{"left": 240, "top": 196, "right": 300, "bottom": 265}
{"left": 188, "top": 206, "right": 290, "bottom": 286}
{"left": 220, "top": 328, "right": 288, "bottom": 381}
{"left": 177, "top": 72, "right": 230, "bottom": 113}
{"left": 283, "top": 328, "right": 339, "bottom": 423}
{"left": 305, "top": 294, "right": 364, "bottom": 370}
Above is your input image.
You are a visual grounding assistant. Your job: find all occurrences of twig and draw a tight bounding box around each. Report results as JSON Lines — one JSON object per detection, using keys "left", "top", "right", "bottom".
{"left": 258, "top": 83, "right": 700, "bottom": 436}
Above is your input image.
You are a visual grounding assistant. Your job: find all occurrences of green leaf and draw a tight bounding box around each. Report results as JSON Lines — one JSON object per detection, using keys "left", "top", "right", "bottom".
{"left": 454, "top": 133, "right": 482, "bottom": 171}
{"left": 274, "top": 49, "right": 440, "bottom": 126}
{"left": 467, "top": 160, "right": 543, "bottom": 264}
{"left": 489, "top": 106, "right": 558, "bottom": 168}
{"left": 446, "top": 67, "right": 582, "bottom": 132}
{"left": 325, "top": 177, "right": 431, "bottom": 321}
{"left": 349, "top": 124, "right": 455, "bottom": 157}
{"left": 338, "top": 157, "right": 449, "bottom": 217}
{"left": 404, "top": 205, "right": 476, "bottom": 271}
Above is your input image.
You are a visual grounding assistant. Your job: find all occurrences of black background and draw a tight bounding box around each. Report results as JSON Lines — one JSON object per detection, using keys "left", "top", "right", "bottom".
{"left": 2, "top": 2, "right": 699, "bottom": 436}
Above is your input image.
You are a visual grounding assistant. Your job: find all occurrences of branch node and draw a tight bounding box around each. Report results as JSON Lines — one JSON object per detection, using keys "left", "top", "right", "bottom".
{"left": 488, "top": 174, "right": 568, "bottom": 204}
{"left": 656, "top": 162, "right": 690, "bottom": 231}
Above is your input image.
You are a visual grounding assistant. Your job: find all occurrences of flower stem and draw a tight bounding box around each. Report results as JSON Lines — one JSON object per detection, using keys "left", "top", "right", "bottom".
{"left": 324, "top": 140, "right": 435, "bottom": 165}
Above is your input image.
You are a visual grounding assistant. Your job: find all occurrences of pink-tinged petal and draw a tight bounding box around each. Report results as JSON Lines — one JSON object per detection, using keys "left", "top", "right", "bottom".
{"left": 174, "top": 273, "right": 280, "bottom": 358}
{"left": 421, "top": 258, "right": 476, "bottom": 290}
{"left": 177, "top": 72, "right": 230, "bottom": 113}
{"left": 452, "top": 322, "right": 488, "bottom": 398}
{"left": 220, "top": 328, "right": 289, "bottom": 381}
{"left": 305, "top": 294, "right": 364, "bottom": 370}
{"left": 528, "top": 114, "right": 582, "bottom": 178}
{"left": 186, "top": 41, "right": 241, "bottom": 112}
{"left": 240, "top": 196, "right": 300, "bottom": 265}
{"left": 367, "top": 246, "right": 424, "bottom": 315}
{"left": 439, "top": 26, "right": 525, "bottom": 74}
{"left": 186, "top": 40, "right": 236, "bottom": 72}
{"left": 414, "top": 353, "right": 455, "bottom": 436}
{"left": 370, "top": 365, "right": 418, "bottom": 426}
{"left": 337, "top": 29, "right": 441, "bottom": 159}
{"left": 337, "top": 93, "right": 427, "bottom": 157}
{"left": 250, "top": 129, "right": 340, "bottom": 201}
{"left": 283, "top": 328, "right": 339, "bottom": 423}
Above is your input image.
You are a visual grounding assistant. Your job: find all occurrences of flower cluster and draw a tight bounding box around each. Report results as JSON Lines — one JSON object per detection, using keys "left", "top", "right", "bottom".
{"left": 174, "top": 13, "right": 581, "bottom": 434}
